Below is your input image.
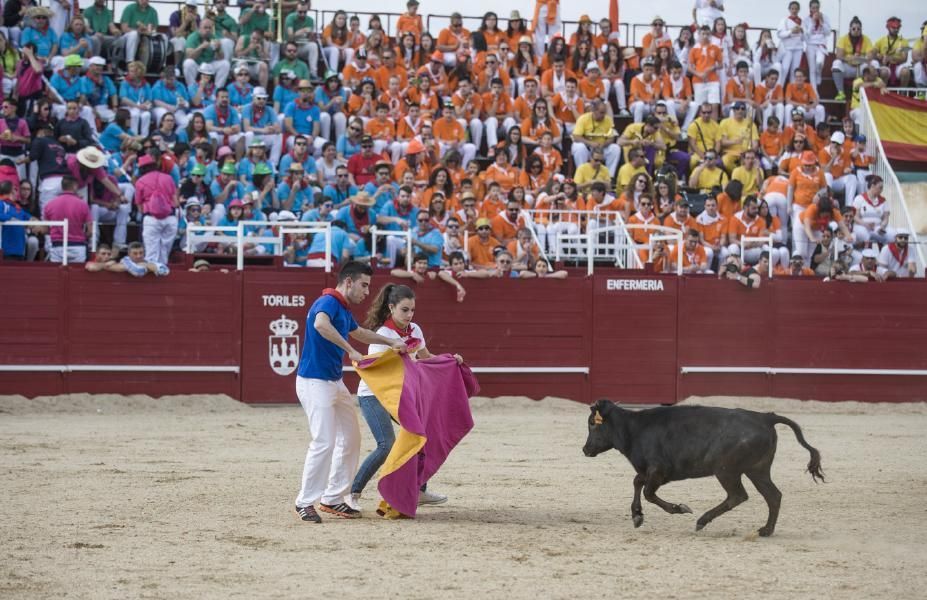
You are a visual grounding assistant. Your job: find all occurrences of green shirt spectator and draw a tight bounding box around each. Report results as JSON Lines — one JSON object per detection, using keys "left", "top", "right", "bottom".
{"left": 82, "top": 4, "right": 115, "bottom": 35}
{"left": 239, "top": 5, "right": 273, "bottom": 38}
{"left": 186, "top": 30, "right": 218, "bottom": 64}
{"left": 272, "top": 56, "right": 310, "bottom": 80}
{"left": 284, "top": 12, "right": 315, "bottom": 41}
{"left": 213, "top": 12, "right": 239, "bottom": 39}
{"left": 119, "top": 2, "right": 159, "bottom": 31}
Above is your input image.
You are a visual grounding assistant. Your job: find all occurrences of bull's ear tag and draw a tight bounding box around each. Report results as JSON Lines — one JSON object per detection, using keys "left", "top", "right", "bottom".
{"left": 593, "top": 410, "right": 603, "bottom": 425}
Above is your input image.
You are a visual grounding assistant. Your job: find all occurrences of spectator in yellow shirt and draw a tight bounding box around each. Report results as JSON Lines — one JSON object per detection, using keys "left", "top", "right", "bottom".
{"left": 686, "top": 102, "right": 721, "bottom": 167}
{"left": 718, "top": 101, "right": 759, "bottom": 172}
{"left": 730, "top": 148, "right": 764, "bottom": 197}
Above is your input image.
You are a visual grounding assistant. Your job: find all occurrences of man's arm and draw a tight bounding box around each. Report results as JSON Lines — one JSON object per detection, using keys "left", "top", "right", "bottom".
{"left": 313, "top": 311, "right": 362, "bottom": 361}
{"left": 349, "top": 325, "right": 407, "bottom": 351}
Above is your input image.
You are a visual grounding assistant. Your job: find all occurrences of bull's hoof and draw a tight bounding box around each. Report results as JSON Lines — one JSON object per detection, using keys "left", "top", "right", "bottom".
{"left": 676, "top": 503, "right": 692, "bottom": 514}
{"left": 632, "top": 514, "right": 644, "bottom": 528}
{"left": 758, "top": 526, "right": 774, "bottom": 537}
{"left": 695, "top": 519, "right": 708, "bottom": 531}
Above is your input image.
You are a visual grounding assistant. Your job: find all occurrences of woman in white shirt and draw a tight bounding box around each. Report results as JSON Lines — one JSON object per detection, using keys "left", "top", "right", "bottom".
{"left": 777, "top": 1, "right": 806, "bottom": 86}
{"left": 351, "top": 283, "right": 463, "bottom": 508}
{"left": 802, "top": 0, "right": 832, "bottom": 93}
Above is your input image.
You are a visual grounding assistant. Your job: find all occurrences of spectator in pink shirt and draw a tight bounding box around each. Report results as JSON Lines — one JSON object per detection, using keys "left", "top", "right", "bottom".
{"left": 66, "top": 147, "right": 127, "bottom": 204}
{"left": 135, "top": 153, "right": 179, "bottom": 265}
{"left": 0, "top": 98, "right": 30, "bottom": 180}
{"left": 42, "top": 175, "right": 92, "bottom": 263}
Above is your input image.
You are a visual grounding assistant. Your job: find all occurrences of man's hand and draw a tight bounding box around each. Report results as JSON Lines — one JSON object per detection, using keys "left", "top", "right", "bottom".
{"left": 388, "top": 339, "right": 408, "bottom": 354}
{"left": 348, "top": 349, "right": 363, "bottom": 363}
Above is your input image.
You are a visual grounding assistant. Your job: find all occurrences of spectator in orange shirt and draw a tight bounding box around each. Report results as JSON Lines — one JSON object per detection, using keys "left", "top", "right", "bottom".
{"left": 818, "top": 131, "right": 858, "bottom": 205}
{"left": 482, "top": 78, "right": 517, "bottom": 149}
{"left": 669, "top": 228, "right": 711, "bottom": 273}
{"left": 437, "top": 12, "right": 470, "bottom": 66}
{"left": 663, "top": 198, "right": 698, "bottom": 235}
{"left": 758, "top": 115, "right": 786, "bottom": 171}
{"left": 479, "top": 181, "right": 507, "bottom": 219}
{"left": 521, "top": 99, "right": 561, "bottom": 147}
{"left": 540, "top": 59, "right": 575, "bottom": 98}
{"left": 695, "top": 195, "right": 729, "bottom": 268}
{"left": 433, "top": 103, "right": 476, "bottom": 169}
{"left": 579, "top": 62, "right": 610, "bottom": 110}
{"left": 755, "top": 69, "right": 785, "bottom": 131}
{"left": 467, "top": 217, "right": 502, "bottom": 269}
{"left": 784, "top": 68, "right": 825, "bottom": 126}
{"left": 477, "top": 52, "right": 512, "bottom": 94}
{"left": 627, "top": 192, "right": 660, "bottom": 261}
{"left": 365, "top": 103, "right": 399, "bottom": 162}
{"left": 630, "top": 57, "right": 661, "bottom": 123}
{"left": 514, "top": 77, "right": 541, "bottom": 122}
{"left": 726, "top": 195, "right": 768, "bottom": 265}
{"left": 491, "top": 198, "right": 528, "bottom": 244}
{"left": 396, "top": 0, "right": 424, "bottom": 44}
{"left": 483, "top": 150, "right": 529, "bottom": 195}
{"left": 688, "top": 26, "right": 724, "bottom": 119}
{"left": 451, "top": 80, "right": 484, "bottom": 153}
{"left": 775, "top": 251, "right": 816, "bottom": 276}
{"left": 796, "top": 192, "right": 852, "bottom": 266}
{"left": 663, "top": 61, "right": 697, "bottom": 128}
{"left": 787, "top": 150, "right": 827, "bottom": 238}
{"left": 507, "top": 226, "right": 542, "bottom": 271}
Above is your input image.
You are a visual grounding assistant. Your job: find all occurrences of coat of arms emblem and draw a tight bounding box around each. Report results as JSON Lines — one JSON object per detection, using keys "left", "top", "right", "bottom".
{"left": 269, "top": 315, "right": 300, "bottom": 376}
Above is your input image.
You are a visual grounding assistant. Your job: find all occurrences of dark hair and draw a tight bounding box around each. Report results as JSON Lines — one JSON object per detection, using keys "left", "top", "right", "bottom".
{"left": 448, "top": 251, "right": 466, "bottom": 263}
{"left": 0, "top": 181, "right": 11, "bottom": 195}
{"left": 364, "top": 283, "right": 415, "bottom": 329}
{"left": 61, "top": 175, "right": 79, "bottom": 191}
{"left": 337, "top": 260, "right": 372, "bottom": 283}
{"left": 128, "top": 241, "right": 144, "bottom": 251}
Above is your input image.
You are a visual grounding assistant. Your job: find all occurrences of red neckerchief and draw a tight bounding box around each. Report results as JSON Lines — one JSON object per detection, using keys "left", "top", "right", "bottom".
{"left": 321, "top": 288, "right": 349, "bottom": 308}
{"left": 234, "top": 83, "right": 251, "bottom": 97}
{"left": 861, "top": 192, "right": 884, "bottom": 207}
{"left": 87, "top": 70, "right": 102, "bottom": 85}
{"left": 810, "top": 12, "right": 822, "bottom": 30}
{"left": 251, "top": 104, "right": 265, "bottom": 123}
{"left": 383, "top": 316, "right": 413, "bottom": 337}
{"left": 849, "top": 34, "right": 863, "bottom": 55}
{"left": 888, "top": 243, "right": 908, "bottom": 265}
{"left": 392, "top": 199, "right": 412, "bottom": 217}
{"left": 202, "top": 82, "right": 215, "bottom": 97}
{"left": 788, "top": 15, "right": 801, "bottom": 26}
{"left": 127, "top": 76, "right": 145, "bottom": 90}
{"left": 215, "top": 104, "right": 229, "bottom": 126}
{"left": 350, "top": 204, "right": 370, "bottom": 228}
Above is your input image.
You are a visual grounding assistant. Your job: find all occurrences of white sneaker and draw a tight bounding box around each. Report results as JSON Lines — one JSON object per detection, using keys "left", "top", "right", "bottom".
{"left": 618, "top": 109, "right": 631, "bottom": 118}
{"left": 417, "top": 490, "right": 448, "bottom": 506}
{"left": 349, "top": 492, "right": 362, "bottom": 510}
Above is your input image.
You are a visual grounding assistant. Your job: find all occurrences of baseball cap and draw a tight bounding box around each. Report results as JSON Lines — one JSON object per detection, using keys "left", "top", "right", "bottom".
{"left": 249, "top": 138, "right": 266, "bottom": 147}
{"left": 229, "top": 199, "right": 244, "bottom": 208}
{"left": 277, "top": 210, "right": 297, "bottom": 221}
{"left": 89, "top": 56, "right": 106, "bottom": 66}
{"left": 360, "top": 134, "right": 373, "bottom": 145}
{"left": 855, "top": 134, "right": 867, "bottom": 143}
{"left": 198, "top": 64, "right": 215, "bottom": 76}
{"left": 217, "top": 146, "right": 234, "bottom": 159}
{"left": 585, "top": 61, "right": 601, "bottom": 72}
{"left": 830, "top": 131, "right": 845, "bottom": 145}
{"left": 732, "top": 101, "right": 746, "bottom": 110}
{"left": 861, "top": 248, "right": 878, "bottom": 259}
{"left": 185, "top": 198, "right": 202, "bottom": 209}
{"left": 235, "top": 63, "right": 250, "bottom": 74}
{"left": 253, "top": 86, "right": 269, "bottom": 99}
{"left": 895, "top": 228, "right": 910, "bottom": 237}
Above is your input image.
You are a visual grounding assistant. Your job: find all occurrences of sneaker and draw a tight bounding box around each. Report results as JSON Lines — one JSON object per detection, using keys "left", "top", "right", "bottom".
{"left": 418, "top": 490, "right": 448, "bottom": 506}
{"left": 295, "top": 505, "right": 322, "bottom": 523}
{"left": 319, "top": 502, "right": 362, "bottom": 519}
{"left": 617, "top": 109, "right": 631, "bottom": 118}
{"left": 834, "top": 91, "right": 846, "bottom": 102}
{"left": 349, "top": 492, "right": 362, "bottom": 510}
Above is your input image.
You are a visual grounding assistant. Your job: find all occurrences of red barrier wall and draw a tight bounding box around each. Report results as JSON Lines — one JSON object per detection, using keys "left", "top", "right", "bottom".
{"left": 2, "top": 265, "right": 925, "bottom": 403}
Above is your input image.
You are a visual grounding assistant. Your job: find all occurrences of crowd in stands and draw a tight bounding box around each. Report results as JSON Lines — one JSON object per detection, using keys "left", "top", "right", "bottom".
{"left": 0, "top": 0, "right": 923, "bottom": 281}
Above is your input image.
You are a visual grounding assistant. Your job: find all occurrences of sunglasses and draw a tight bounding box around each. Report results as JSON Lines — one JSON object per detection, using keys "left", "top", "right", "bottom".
{"left": 639, "top": 202, "right": 652, "bottom": 206}
{"left": 295, "top": 141, "right": 307, "bottom": 146}
{"left": 447, "top": 223, "right": 459, "bottom": 228}
{"left": 417, "top": 219, "right": 429, "bottom": 223}
{"left": 498, "top": 259, "right": 512, "bottom": 265}
{"left": 477, "top": 226, "right": 490, "bottom": 231}
{"left": 361, "top": 144, "right": 373, "bottom": 148}
{"left": 337, "top": 174, "right": 349, "bottom": 178}
{"left": 349, "top": 127, "right": 361, "bottom": 132}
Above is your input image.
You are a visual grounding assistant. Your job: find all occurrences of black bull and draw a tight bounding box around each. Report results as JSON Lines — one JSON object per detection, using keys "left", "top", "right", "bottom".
{"left": 582, "top": 400, "right": 825, "bottom": 536}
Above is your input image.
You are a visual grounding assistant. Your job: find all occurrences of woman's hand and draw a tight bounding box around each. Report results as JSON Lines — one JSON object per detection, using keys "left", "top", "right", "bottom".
{"left": 453, "top": 353, "right": 463, "bottom": 364}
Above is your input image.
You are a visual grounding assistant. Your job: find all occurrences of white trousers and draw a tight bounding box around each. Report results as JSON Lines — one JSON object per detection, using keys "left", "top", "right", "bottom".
{"left": 784, "top": 103, "right": 826, "bottom": 126}
{"left": 125, "top": 106, "right": 152, "bottom": 137}
{"left": 319, "top": 112, "right": 347, "bottom": 142}
{"left": 438, "top": 142, "right": 475, "bottom": 168}
{"left": 38, "top": 176, "right": 64, "bottom": 216}
{"left": 533, "top": 7, "right": 561, "bottom": 58}
{"left": 254, "top": 133, "right": 284, "bottom": 166}
{"left": 142, "top": 214, "right": 178, "bottom": 265}
{"left": 91, "top": 202, "right": 132, "bottom": 246}
{"left": 778, "top": 48, "right": 804, "bottom": 85}
{"left": 182, "top": 58, "right": 231, "bottom": 89}
{"left": 805, "top": 44, "right": 828, "bottom": 93}
{"left": 295, "top": 376, "right": 360, "bottom": 508}
{"left": 666, "top": 99, "right": 699, "bottom": 130}
{"left": 152, "top": 107, "right": 191, "bottom": 130}
{"left": 49, "top": 244, "right": 87, "bottom": 264}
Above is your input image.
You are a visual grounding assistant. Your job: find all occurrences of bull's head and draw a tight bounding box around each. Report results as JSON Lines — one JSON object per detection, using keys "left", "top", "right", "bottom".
{"left": 583, "top": 399, "right": 615, "bottom": 457}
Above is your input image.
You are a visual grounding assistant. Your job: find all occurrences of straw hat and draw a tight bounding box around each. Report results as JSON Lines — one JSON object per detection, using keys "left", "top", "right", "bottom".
{"left": 77, "top": 147, "right": 106, "bottom": 169}
{"left": 350, "top": 191, "right": 375, "bottom": 207}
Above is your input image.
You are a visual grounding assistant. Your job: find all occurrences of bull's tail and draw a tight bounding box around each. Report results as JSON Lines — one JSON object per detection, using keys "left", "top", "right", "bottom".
{"left": 769, "top": 414, "right": 825, "bottom": 483}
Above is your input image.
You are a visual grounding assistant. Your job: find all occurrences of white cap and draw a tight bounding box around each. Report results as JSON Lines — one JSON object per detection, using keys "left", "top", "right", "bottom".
{"left": 585, "top": 61, "right": 600, "bottom": 72}
{"left": 861, "top": 248, "right": 878, "bottom": 258}
{"left": 185, "top": 198, "right": 202, "bottom": 208}
{"left": 185, "top": 0, "right": 197, "bottom": 5}
{"left": 253, "top": 86, "right": 269, "bottom": 98}
{"left": 88, "top": 56, "right": 106, "bottom": 66}
{"left": 277, "top": 210, "right": 297, "bottom": 222}
{"left": 830, "top": 131, "right": 845, "bottom": 145}
{"left": 235, "top": 63, "right": 250, "bottom": 74}
{"left": 198, "top": 64, "right": 215, "bottom": 75}
{"left": 895, "top": 228, "right": 910, "bottom": 237}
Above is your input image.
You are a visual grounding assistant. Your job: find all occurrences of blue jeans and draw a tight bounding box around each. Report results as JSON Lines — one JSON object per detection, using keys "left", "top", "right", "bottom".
{"left": 352, "top": 395, "right": 396, "bottom": 495}
{"left": 352, "top": 394, "right": 427, "bottom": 495}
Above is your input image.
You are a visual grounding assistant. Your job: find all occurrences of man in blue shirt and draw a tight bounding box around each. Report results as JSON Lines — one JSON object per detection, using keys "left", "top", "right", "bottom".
{"left": 79, "top": 56, "right": 119, "bottom": 131}
{"left": 203, "top": 88, "right": 248, "bottom": 157}
{"left": 410, "top": 212, "right": 445, "bottom": 268}
{"left": 362, "top": 162, "right": 399, "bottom": 212}
{"left": 379, "top": 185, "right": 418, "bottom": 266}
{"left": 242, "top": 87, "right": 283, "bottom": 166}
{"left": 294, "top": 261, "right": 405, "bottom": 523}
{"left": 0, "top": 182, "right": 36, "bottom": 260}
{"left": 284, "top": 80, "right": 324, "bottom": 155}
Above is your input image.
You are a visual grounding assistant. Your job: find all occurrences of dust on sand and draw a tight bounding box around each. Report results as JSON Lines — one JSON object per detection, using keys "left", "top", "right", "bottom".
{"left": 2, "top": 393, "right": 925, "bottom": 599}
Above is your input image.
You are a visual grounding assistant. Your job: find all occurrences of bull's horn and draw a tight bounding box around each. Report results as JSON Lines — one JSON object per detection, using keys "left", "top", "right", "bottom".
{"left": 593, "top": 410, "right": 603, "bottom": 425}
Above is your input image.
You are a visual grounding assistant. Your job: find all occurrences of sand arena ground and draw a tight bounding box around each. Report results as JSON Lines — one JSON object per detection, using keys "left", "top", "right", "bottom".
{"left": 1, "top": 393, "right": 925, "bottom": 599}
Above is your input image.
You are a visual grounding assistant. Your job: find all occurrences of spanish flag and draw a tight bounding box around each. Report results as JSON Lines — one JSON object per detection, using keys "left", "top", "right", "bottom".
{"left": 866, "top": 90, "right": 927, "bottom": 168}
{"left": 354, "top": 350, "right": 479, "bottom": 518}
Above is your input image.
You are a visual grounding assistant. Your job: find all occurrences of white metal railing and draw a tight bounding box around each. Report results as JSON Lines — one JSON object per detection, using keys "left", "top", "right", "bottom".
{"left": 369, "top": 226, "right": 413, "bottom": 271}
{"left": 859, "top": 89, "right": 926, "bottom": 276}
{"left": 0, "top": 220, "right": 68, "bottom": 264}
{"left": 740, "top": 235, "right": 775, "bottom": 279}
{"left": 185, "top": 221, "right": 335, "bottom": 271}
{"left": 649, "top": 234, "right": 684, "bottom": 276}
{"left": 525, "top": 209, "right": 635, "bottom": 267}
